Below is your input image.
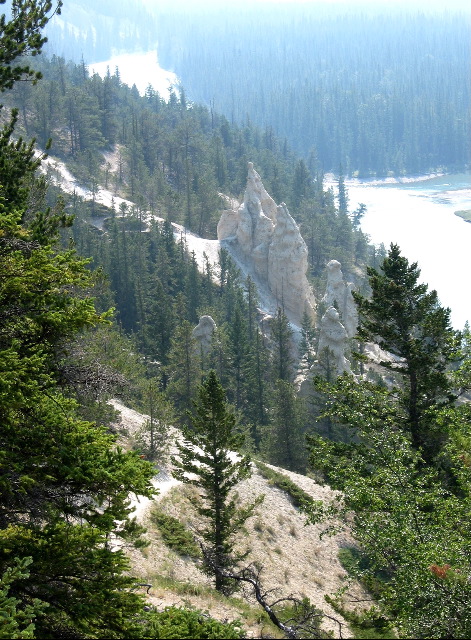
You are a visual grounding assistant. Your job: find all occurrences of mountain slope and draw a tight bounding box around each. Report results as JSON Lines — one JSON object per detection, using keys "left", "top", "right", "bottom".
{"left": 110, "top": 399, "right": 367, "bottom": 639}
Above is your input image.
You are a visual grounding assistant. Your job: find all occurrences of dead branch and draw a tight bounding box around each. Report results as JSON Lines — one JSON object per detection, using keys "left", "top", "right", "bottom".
{"left": 201, "top": 546, "right": 344, "bottom": 639}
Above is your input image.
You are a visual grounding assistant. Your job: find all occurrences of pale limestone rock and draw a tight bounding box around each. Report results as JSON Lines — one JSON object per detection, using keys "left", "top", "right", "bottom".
{"left": 295, "top": 365, "right": 315, "bottom": 399}
{"left": 364, "top": 342, "right": 405, "bottom": 367}
{"left": 192, "top": 315, "right": 216, "bottom": 353}
{"left": 316, "top": 306, "right": 351, "bottom": 376}
{"left": 322, "top": 260, "right": 358, "bottom": 338}
{"left": 218, "top": 162, "right": 316, "bottom": 324}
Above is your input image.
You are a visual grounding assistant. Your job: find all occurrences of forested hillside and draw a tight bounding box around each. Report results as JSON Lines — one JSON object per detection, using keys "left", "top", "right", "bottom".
{"left": 42, "top": 1, "right": 471, "bottom": 176}
{"left": 4, "top": 53, "right": 367, "bottom": 250}
{"left": 2, "top": 2, "right": 471, "bottom": 639}
{"left": 1, "top": 48, "right": 375, "bottom": 467}
{"left": 155, "top": 5, "right": 470, "bottom": 176}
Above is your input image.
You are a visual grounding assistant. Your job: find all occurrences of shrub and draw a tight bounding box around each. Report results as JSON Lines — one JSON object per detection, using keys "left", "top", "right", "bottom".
{"left": 142, "top": 606, "right": 245, "bottom": 639}
{"left": 151, "top": 509, "right": 201, "bottom": 558}
{"left": 256, "top": 462, "right": 314, "bottom": 509}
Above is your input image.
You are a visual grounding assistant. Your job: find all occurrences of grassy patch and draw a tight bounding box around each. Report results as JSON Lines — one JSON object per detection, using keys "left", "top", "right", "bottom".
{"left": 152, "top": 574, "right": 208, "bottom": 597}
{"left": 151, "top": 575, "right": 284, "bottom": 638}
{"left": 256, "top": 462, "right": 315, "bottom": 509}
{"left": 151, "top": 508, "right": 201, "bottom": 559}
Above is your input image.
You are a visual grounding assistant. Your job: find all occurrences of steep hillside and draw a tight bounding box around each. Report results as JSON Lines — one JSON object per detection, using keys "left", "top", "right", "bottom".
{"left": 110, "top": 399, "right": 368, "bottom": 639}
{"left": 41, "top": 151, "right": 294, "bottom": 327}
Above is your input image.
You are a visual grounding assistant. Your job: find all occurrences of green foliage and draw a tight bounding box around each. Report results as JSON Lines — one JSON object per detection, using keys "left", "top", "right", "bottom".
{"left": 151, "top": 509, "right": 201, "bottom": 559}
{"left": 172, "top": 371, "right": 261, "bottom": 593}
{"left": 325, "top": 595, "right": 395, "bottom": 640}
{"left": 353, "top": 243, "right": 461, "bottom": 464}
{"left": 308, "top": 374, "right": 471, "bottom": 639}
{"left": 274, "top": 598, "right": 326, "bottom": 640}
{"left": 134, "top": 384, "right": 175, "bottom": 462}
{"left": 0, "top": 1, "right": 62, "bottom": 92}
{"left": 299, "top": 310, "right": 317, "bottom": 367}
{"left": 271, "top": 308, "right": 294, "bottom": 383}
{"left": 255, "top": 462, "right": 316, "bottom": 511}
{"left": 142, "top": 606, "right": 245, "bottom": 639}
{"left": 0, "top": 4, "right": 157, "bottom": 636}
{"left": 0, "top": 557, "right": 47, "bottom": 639}
{"left": 262, "top": 380, "right": 308, "bottom": 473}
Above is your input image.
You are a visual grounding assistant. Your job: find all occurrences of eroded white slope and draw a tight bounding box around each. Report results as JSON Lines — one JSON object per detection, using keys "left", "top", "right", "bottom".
{"left": 41, "top": 153, "right": 295, "bottom": 328}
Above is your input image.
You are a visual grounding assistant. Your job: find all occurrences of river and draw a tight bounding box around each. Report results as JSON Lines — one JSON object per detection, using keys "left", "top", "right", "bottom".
{"left": 89, "top": 51, "right": 470, "bottom": 328}
{"left": 339, "top": 173, "right": 471, "bottom": 330}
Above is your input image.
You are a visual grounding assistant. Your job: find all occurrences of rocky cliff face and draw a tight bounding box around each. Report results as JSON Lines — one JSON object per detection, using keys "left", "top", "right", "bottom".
{"left": 317, "top": 306, "right": 352, "bottom": 376}
{"left": 218, "top": 162, "right": 316, "bottom": 325}
{"left": 322, "top": 260, "right": 358, "bottom": 338}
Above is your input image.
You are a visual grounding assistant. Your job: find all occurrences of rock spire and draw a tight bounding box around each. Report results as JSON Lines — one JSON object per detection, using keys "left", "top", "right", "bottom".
{"left": 217, "top": 162, "right": 316, "bottom": 325}
{"left": 322, "top": 260, "right": 358, "bottom": 338}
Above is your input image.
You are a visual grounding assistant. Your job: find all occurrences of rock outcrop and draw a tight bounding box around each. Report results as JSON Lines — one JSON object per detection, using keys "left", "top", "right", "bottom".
{"left": 322, "top": 260, "right": 358, "bottom": 338}
{"left": 192, "top": 315, "right": 216, "bottom": 353}
{"left": 218, "top": 162, "right": 316, "bottom": 325}
{"left": 316, "top": 306, "right": 351, "bottom": 376}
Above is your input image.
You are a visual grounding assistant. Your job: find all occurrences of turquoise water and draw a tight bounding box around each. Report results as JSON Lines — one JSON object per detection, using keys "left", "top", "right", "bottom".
{"left": 345, "top": 173, "right": 471, "bottom": 329}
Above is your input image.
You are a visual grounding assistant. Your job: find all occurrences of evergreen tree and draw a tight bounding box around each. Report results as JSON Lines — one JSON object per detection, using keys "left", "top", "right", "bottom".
{"left": 227, "top": 302, "right": 248, "bottom": 410}
{"left": 271, "top": 307, "right": 293, "bottom": 382}
{"left": 172, "top": 371, "right": 260, "bottom": 594}
{"left": 0, "top": 558, "right": 46, "bottom": 640}
{"left": 0, "top": 5, "right": 155, "bottom": 636}
{"left": 308, "top": 374, "right": 471, "bottom": 639}
{"left": 166, "top": 320, "right": 201, "bottom": 416}
{"left": 353, "top": 243, "right": 460, "bottom": 462}
{"left": 134, "top": 383, "right": 175, "bottom": 463}
{"left": 351, "top": 202, "right": 366, "bottom": 229}
{"left": 264, "top": 379, "right": 307, "bottom": 472}
{"left": 242, "top": 327, "right": 270, "bottom": 441}
{"left": 299, "top": 309, "right": 317, "bottom": 368}
{"left": 336, "top": 169, "right": 349, "bottom": 216}
{"left": 0, "top": 0, "right": 62, "bottom": 93}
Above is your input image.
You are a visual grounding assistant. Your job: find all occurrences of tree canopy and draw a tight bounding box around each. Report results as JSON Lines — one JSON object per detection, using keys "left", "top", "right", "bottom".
{"left": 1, "top": 3, "right": 158, "bottom": 637}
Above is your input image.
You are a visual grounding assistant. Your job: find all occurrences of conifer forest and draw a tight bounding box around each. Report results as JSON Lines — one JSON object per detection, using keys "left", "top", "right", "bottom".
{"left": 1, "top": 1, "right": 470, "bottom": 639}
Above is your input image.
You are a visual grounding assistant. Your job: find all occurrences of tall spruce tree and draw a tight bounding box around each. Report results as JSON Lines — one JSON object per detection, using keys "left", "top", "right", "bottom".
{"left": 165, "top": 320, "right": 201, "bottom": 416}
{"left": 353, "top": 243, "right": 460, "bottom": 462}
{"left": 172, "top": 371, "right": 260, "bottom": 593}
{"left": 271, "top": 307, "right": 293, "bottom": 383}
{"left": 264, "top": 379, "right": 307, "bottom": 472}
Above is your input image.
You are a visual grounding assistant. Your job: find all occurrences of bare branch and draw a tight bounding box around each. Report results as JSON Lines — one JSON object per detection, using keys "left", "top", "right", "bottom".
{"left": 201, "top": 546, "right": 344, "bottom": 639}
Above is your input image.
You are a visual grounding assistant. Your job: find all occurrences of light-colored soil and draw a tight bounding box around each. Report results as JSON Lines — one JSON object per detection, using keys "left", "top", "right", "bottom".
{"left": 110, "top": 400, "right": 370, "bottom": 639}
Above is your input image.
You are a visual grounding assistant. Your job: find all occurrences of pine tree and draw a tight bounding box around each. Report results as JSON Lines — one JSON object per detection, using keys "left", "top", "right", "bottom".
{"left": 264, "top": 379, "right": 307, "bottom": 472}
{"left": 336, "top": 169, "right": 349, "bottom": 216}
{"left": 172, "top": 371, "right": 260, "bottom": 593}
{"left": 228, "top": 302, "right": 248, "bottom": 409}
{"left": 299, "top": 309, "right": 317, "bottom": 368}
{"left": 0, "top": 5, "right": 155, "bottom": 636}
{"left": 134, "top": 382, "right": 175, "bottom": 463}
{"left": 353, "top": 243, "right": 460, "bottom": 462}
{"left": 166, "top": 320, "right": 201, "bottom": 416}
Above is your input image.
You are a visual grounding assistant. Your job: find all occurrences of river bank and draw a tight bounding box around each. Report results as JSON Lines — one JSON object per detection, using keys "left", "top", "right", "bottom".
{"left": 336, "top": 172, "right": 471, "bottom": 329}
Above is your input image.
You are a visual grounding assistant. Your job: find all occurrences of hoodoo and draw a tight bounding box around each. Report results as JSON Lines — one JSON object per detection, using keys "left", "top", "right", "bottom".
{"left": 217, "top": 162, "right": 316, "bottom": 325}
